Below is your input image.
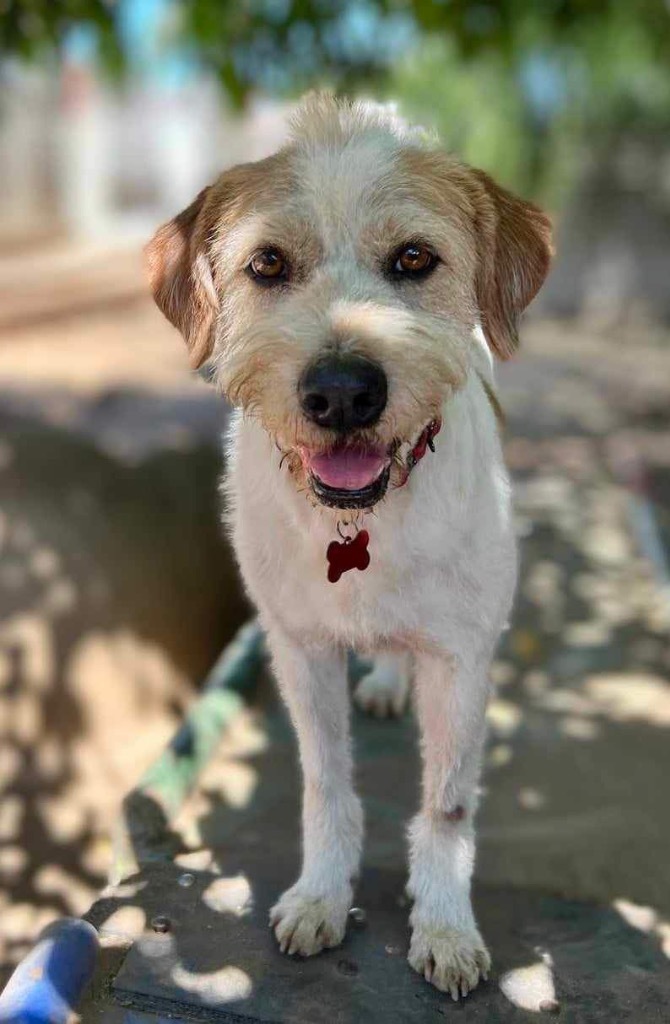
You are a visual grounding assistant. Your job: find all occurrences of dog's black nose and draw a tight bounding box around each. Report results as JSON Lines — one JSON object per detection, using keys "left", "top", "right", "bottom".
{"left": 299, "top": 354, "right": 388, "bottom": 432}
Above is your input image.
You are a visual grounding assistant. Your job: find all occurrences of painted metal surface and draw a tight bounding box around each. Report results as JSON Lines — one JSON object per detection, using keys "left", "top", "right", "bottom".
{"left": 110, "top": 618, "right": 265, "bottom": 884}
{"left": 0, "top": 918, "right": 98, "bottom": 1023}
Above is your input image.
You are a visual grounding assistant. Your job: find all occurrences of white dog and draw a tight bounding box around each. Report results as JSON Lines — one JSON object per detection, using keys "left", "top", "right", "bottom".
{"left": 146, "top": 94, "right": 552, "bottom": 1001}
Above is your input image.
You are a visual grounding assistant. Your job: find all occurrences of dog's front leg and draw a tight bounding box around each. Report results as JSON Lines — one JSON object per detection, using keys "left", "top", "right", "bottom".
{"left": 266, "top": 625, "right": 363, "bottom": 956}
{"left": 407, "top": 645, "right": 492, "bottom": 1000}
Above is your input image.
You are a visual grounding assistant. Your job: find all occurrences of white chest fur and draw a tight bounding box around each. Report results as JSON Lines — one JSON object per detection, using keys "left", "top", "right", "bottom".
{"left": 224, "top": 368, "right": 517, "bottom": 657}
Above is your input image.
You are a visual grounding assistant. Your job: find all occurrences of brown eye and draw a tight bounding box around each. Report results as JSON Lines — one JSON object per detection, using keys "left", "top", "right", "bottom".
{"left": 393, "top": 243, "right": 437, "bottom": 277}
{"left": 248, "top": 247, "right": 287, "bottom": 282}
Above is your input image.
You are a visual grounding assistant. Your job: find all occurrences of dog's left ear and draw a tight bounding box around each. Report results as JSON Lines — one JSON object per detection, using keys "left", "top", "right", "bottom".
{"left": 470, "top": 169, "right": 553, "bottom": 360}
{"left": 144, "top": 187, "right": 218, "bottom": 368}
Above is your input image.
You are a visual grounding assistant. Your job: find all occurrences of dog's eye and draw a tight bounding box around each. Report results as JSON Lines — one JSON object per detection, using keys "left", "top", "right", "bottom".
{"left": 392, "top": 243, "right": 437, "bottom": 278}
{"left": 248, "top": 248, "right": 288, "bottom": 283}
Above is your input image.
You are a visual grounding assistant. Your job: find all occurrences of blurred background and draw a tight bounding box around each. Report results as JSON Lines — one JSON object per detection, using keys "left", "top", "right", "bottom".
{"left": 1, "top": 0, "right": 670, "bottom": 987}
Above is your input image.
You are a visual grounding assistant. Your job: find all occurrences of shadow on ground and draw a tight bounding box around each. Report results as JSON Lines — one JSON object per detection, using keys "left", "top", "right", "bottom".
{"left": 0, "top": 389, "right": 247, "bottom": 980}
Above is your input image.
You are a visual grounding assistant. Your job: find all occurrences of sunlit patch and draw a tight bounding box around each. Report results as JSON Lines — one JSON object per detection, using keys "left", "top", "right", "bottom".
{"left": 535, "top": 673, "right": 670, "bottom": 728}
{"left": 202, "top": 874, "right": 253, "bottom": 918}
{"left": 582, "top": 521, "right": 631, "bottom": 567}
{"left": 2, "top": 903, "right": 60, "bottom": 944}
{"left": 487, "top": 698, "right": 522, "bottom": 738}
{"left": 215, "top": 762, "right": 258, "bottom": 810}
{"left": 100, "top": 904, "right": 146, "bottom": 939}
{"left": 37, "top": 796, "right": 86, "bottom": 843}
{"left": 613, "top": 897, "right": 659, "bottom": 933}
{"left": 0, "top": 795, "right": 23, "bottom": 842}
{"left": 559, "top": 716, "right": 600, "bottom": 741}
{"left": 220, "top": 708, "right": 269, "bottom": 758}
{"left": 487, "top": 743, "right": 513, "bottom": 769}
{"left": 585, "top": 673, "right": 670, "bottom": 726}
{"left": 33, "top": 864, "right": 95, "bottom": 914}
{"left": 499, "top": 949, "right": 558, "bottom": 1013}
{"left": 613, "top": 898, "right": 670, "bottom": 959}
{"left": 517, "top": 787, "right": 546, "bottom": 811}
{"left": 563, "top": 619, "right": 612, "bottom": 647}
{"left": 100, "top": 879, "right": 147, "bottom": 901}
{"left": 67, "top": 629, "right": 189, "bottom": 785}
{"left": 170, "top": 963, "right": 253, "bottom": 1004}
{"left": 175, "top": 849, "right": 222, "bottom": 874}
{"left": 0, "top": 845, "right": 28, "bottom": 883}
{"left": 28, "top": 547, "right": 61, "bottom": 580}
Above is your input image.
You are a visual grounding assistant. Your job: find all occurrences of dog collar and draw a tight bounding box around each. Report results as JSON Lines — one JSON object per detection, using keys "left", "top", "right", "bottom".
{"left": 398, "top": 417, "right": 442, "bottom": 487}
{"left": 325, "top": 418, "right": 442, "bottom": 583}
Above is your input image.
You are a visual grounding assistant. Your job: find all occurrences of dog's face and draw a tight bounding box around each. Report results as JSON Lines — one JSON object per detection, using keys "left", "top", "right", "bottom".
{"left": 147, "top": 95, "right": 552, "bottom": 511}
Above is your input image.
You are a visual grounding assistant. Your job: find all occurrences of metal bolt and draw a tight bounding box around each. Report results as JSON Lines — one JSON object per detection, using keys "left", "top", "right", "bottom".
{"left": 151, "top": 915, "right": 171, "bottom": 934}
{"left": 178, "top": 872, "right": 195, "bottom": 888}
{"left": 348, "top": 907, "right": 367, "bottom": 928}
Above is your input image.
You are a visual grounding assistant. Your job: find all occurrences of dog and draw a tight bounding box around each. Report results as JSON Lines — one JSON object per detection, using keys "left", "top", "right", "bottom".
{"left": 145, "top": 93, "right": 552, "bottom": 1001}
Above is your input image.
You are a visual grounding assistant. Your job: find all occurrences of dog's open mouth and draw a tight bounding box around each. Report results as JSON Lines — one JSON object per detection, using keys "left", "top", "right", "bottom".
{"left": 300, "top": 444, "right": 391, "bottom": 510}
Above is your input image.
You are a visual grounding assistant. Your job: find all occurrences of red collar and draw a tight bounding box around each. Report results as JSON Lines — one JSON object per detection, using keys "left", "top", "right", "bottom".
{"left": 398, "top": 417, "right": 442, "bottom": 486}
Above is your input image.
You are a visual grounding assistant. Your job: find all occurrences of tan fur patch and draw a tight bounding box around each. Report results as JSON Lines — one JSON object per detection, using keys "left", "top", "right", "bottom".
{"left": 146, "top": 94, "right": 552, "bottom": 494}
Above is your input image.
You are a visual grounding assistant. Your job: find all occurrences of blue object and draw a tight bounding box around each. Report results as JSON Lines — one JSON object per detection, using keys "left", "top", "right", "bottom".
{"left": 0, "top": 918, "right": 99, "bottom": 1023}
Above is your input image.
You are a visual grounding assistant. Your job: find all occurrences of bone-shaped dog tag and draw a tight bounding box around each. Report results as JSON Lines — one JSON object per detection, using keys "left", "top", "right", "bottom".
{"left": 326, "top": 530, "right": 370, "bottom": 583}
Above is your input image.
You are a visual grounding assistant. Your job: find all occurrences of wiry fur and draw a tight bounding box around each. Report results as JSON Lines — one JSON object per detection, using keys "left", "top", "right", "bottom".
{"left": 146, "top": 93, "right": 553, "bottom": 1001}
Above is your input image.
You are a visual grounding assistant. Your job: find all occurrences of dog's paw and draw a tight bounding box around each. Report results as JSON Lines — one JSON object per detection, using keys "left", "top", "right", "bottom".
{"left": 354, "top": 665, "right": 408, "bottom": 718}
{"left": 269, "top": 886, "right": 349, "bottom": 956}
{"left": 408, "top": 922, "right": 491, "bottom": 1001}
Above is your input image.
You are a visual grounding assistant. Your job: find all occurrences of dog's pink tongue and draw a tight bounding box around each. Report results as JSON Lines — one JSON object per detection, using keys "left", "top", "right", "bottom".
{"left": 309, "top": 447, "right": 387, "bottom": 490}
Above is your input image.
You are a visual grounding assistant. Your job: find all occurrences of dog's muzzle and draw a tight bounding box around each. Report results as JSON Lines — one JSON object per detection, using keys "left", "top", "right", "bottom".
{"left": 310, "top": 462, "right": 391, "bottom": 510}
{"left": 300, "top": 443, "right": 392, "bottom": 510}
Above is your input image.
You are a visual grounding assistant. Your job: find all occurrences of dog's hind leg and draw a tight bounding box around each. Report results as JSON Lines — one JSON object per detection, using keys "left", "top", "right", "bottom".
{"left": 265, "top": 624, "right": 363, "bottom": 957}
{"left": 406, "top": 643, "right": 492, "bottom": 1000}
{"left": 354, "top": 651, "right": 411, "bottom": 718}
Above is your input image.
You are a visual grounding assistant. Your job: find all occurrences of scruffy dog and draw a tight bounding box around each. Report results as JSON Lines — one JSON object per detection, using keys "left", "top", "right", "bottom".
{"left": 146, "top": 94, "right": 552, "bottom": 1001}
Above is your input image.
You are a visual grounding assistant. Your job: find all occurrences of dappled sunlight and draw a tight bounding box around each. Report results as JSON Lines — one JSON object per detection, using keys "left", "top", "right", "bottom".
{"left": 1, "top": 246, "right": 669, "bottom": 1002}
{"left": 486, "top": 698, "right": 522, "bottom": 739}
{"left": 487, "top": 742, "right": 514, "bottom": 769}
{"left": 536, "top": 673, "right": 670, "bottom": 727}
{"left": 202, "top": 874, "right": 253, "bottom": 918}
{"left": 68, "top": 630, "right": 190, "bottom": 787}
{"left": 499, "top": 949, "right": 558, "bottom": 1013}
{"left": 174, "top": 706, "right": 268, "bottom": 852}
{"left": 477, "top": 381, "right": 670, "bottom": 916}
{"left": 516, "top": 787, "right": 546, "bottom": 811}
{"left": 101, "top": 904, "right": 147, "bottom": 940}
{"left": 613, "top": 898, "right": 670, "bottom": 959}
{"left": 585, "top": 673, "right": 670, "bottom": 726}
{"left": 171, "top": 963, "right": 253, "bottom": 1004}
{"left": 0, "top": 404, "right": 243, "bottom": 977}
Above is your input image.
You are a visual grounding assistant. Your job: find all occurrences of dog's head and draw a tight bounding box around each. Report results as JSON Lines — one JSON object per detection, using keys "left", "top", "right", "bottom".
{"left": 146, "top": 94, "right": 552, "bottom": 510}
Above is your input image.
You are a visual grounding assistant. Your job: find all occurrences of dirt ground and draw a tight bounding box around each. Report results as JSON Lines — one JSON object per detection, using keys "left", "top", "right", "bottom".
{"left": 1, "top": 240, "right": 669, "bottom": 985}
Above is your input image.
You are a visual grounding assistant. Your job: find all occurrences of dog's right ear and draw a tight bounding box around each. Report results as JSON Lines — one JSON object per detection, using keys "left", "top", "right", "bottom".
{"left": 144, "top": 187, "right": 218, "bottom": 368}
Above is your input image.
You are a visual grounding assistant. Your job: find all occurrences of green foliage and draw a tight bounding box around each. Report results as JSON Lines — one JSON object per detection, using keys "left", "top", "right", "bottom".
{"left": 0, "top": 0, "right": 121, "bottom": 72}
{"left": 2, "top": 0, "right": 669, "bottom": 198}
{"left": 388, "top": 37, "right": 530, "bottom": 190}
